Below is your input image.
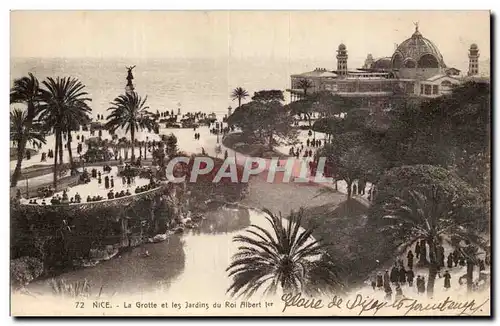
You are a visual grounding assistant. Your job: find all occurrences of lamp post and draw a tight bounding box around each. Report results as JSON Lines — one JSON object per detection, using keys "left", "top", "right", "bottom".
{"left": 25, "top": 176, "right": 29, "bottom": 198}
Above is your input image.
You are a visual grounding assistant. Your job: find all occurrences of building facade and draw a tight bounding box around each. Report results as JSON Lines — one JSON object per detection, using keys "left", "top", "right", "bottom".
{"left": 288, "top": 24, "right": 483, "bottom": 110}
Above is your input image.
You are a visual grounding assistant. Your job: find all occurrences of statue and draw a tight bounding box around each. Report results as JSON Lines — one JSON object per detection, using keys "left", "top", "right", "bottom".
{"left": 126, "top": 65, "right": 136, "bottom": 87}
{"left": 413, "top": 21, "right": 419, "bottom": 32}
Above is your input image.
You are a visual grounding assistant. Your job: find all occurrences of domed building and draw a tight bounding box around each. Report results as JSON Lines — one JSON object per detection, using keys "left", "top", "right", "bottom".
{"left": 391, "top": 24, "right": 447, "bottom": 80}
{"left": 288, "top": 24, "right": 483, "bottom": 110}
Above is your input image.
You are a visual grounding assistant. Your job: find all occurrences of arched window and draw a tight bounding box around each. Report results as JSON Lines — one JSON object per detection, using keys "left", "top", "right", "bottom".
{"left": 441, "top": 80, "right": 452, "bottom": 87}
{"left": 418, "top": 54, "right": 439, "bottom": 68}
{"left": 392, "top": 53, "right": 403, "bottom": 69}
{"left": 404, "top": 59, "right": 417, "bottom": 68}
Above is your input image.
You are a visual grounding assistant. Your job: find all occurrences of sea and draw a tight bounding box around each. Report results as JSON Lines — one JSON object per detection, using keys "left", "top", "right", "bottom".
{"left": 10, "top": 57, "right": 336, "bottom": 118}
{"left": 10, "top": 57, "right": 489, "bottom": 118}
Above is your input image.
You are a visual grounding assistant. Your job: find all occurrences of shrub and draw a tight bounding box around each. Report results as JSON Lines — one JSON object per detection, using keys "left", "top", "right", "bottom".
{"left": 10, "top": 256, "right": 44, "bottom": 289}
{"left": 49, "top": 278, "right": 93, "bottom": 298}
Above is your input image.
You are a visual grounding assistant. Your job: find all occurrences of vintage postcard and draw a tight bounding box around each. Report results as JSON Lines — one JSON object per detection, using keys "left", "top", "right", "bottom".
{"left": 9, "top": 11, "right": 491, "bottom": 317}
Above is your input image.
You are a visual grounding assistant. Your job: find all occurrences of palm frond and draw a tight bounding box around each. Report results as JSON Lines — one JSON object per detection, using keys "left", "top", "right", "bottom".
{"left": 226, "top": 209, "right": 342, "bottom": 298}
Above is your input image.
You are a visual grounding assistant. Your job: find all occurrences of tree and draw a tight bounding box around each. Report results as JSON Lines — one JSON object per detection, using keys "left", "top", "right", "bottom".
{"left": 231, "top": 87, "right": 249, "bottom": 109}
{"left": 297, "top": 79, "right": 313, "bottom": 97}
{"left": 164, "top": 133, "right": 178, "bottom": 156}
{"left": 227, "top": 90, "right": 297, "bottom": 150}
{"left": 10, "top": 73, "right": 43, "bottom": 187}
{"left": 65, "top": 116, "right": 90, "bottom": 172}
{"left": 379, "top": 81, "right": 490, "bottom": 181}
{"left": 287, "top": 99, "right": 314, "bottom": 126}
{"left": 10, "top": 256, "right": 44, "bottom": 290}
{"left": 38, "top": 77, "right": 92, "bottom": 189}
{"left": 105, "top": 91, "right": 157, "bottom": 161}
{"left": 226, "top": 209, "right": 343, "bottom": 298}
{"left": 318, "top": 132, "right": 380, "bottom": 198}
{"left": 10, "top": 109, "right": 47, "bottom": 163}
{"left": 371, "top": 164, "right": 487, "bottom": 297}
{"left": 312, "top": 117, "right": 344, "bottom": 142}
{"left": 251, "top": 90, "right": 285, "bottom": 103}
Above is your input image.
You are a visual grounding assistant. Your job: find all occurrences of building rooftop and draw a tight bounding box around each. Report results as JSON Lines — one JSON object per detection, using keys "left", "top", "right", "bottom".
{"left": 425, "top": 74, "right": 461, "bottom": 82}
{"left": 292, "top": 69, "right": 337, "bottom": 78}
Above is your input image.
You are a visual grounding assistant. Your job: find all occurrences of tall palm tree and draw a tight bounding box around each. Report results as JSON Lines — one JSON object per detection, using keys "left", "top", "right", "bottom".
{"left": 10, "top": 73, "right": 43, "bottom": 187}
{"left": 231, "top": 87, "right": 249, "bottom": 109}
{"left": 10, "top": 109, "right": 47, "bottom": 164}
{"left": 226, "top": 209, "right": 343, "bottom": 299}
{"left": 105, "top": 91, "right": 157, "bottom": 161}
{"left": 297, "top": 79, "right": 313, "bottom": 98}
{"left": 381, "top": 187, "right": 486, "bottom": 297}
{"left": 38, "top": 77, "right": 92, "bottom": 189}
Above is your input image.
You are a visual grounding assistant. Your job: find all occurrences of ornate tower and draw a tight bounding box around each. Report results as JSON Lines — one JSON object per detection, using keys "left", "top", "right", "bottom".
{"left": 363, "top": 54, "right": 374, "bottom": 69}
{"left": 336, "top": 43, "right": 348, "bottom": 77}
{"left": 468, "top": 44, "right": 480, "bottom": 76}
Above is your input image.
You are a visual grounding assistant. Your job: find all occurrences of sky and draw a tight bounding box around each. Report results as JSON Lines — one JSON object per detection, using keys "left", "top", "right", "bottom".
{"left": 11, "top": 11, "right": 490, "bottom": 65}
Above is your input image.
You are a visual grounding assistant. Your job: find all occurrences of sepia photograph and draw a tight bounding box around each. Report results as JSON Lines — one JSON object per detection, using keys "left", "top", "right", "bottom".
{"left": 9, "top": 10, "right": 491, "bottom": 317}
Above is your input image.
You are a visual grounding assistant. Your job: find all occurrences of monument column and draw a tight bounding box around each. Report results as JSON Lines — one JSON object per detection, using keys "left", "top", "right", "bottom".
{"left": 126, "top": 65, "right": 136, "bottom": 95}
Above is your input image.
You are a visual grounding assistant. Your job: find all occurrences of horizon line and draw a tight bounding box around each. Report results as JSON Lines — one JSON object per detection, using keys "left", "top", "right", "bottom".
{"left": 11, "top": 55, "right": 491, "bottom": 64}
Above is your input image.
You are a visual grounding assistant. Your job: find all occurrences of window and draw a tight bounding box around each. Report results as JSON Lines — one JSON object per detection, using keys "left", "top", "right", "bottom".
{"left": 420, "top": 84, "right": 424, "bottom": 94}
{"left": 441, "top": 80, "right": 452, "bottom": 87}
{"left": 424, "top": 84, "right": 432, "bottom": 95}
{"left": 433, "top": 85, "right": 438, "bottom": 94}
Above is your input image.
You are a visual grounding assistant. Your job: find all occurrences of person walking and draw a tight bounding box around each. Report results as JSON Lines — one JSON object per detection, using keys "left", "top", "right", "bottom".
{"left": 447, "top": 253, "right": 454, "bottom": 269}
{"left": 384, "top": 284, "right": 392, "bottom": 301}
{"left": 376, "top": 273, "right": 383, "bottom": 289}
{"left": 390, "top": 265, "right": 398, "bottom": 284}
{"left": 395, "top": 284, "right": 404, "bottom": 301}
{"left": 398, "top": 266, "right": 407, "bottom": 285}
{"left": 438, "top": 245, "right": 445, "bottom": 268}
{"left": 407, "top": 250, "right": 414, "bottom": 269}
{"left": 406, "top": 268, "right": 415, "bottom": 287}
{"left": 383, "top": 270, "right": 390, "bottom": 288}
{"left": 453, "top": 250, "right": 460, "bottom": 267}
{"left": 418, "top": 276, "right": 426, "bottom": 295}
{"left": 443, "top": 270, "right": 451, "bottom": 290}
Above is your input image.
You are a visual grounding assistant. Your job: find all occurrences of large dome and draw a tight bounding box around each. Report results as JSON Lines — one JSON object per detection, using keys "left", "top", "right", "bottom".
{"left": 391, "top": 25, "right": 446, "bottom": 69}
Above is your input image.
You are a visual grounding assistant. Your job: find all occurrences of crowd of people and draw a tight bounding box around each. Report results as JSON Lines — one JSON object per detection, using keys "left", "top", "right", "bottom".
{"left": 370, "top": 239, "right": 491, "bottom": 301}
{"left": 105, "top": 189, "right": 130, "bottom": 200}
{"left": 134, "top": 178, "right": 159, "bottom": 194}
{"left": 288, "top": 130, "right": 323, "bottom": 160}
{"left": 28, "top": 190, "right": 83, "bottom": 205}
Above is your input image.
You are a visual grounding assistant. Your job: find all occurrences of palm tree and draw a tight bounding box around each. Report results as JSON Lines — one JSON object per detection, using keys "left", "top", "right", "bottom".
{"left": 381, "top": 187, "right": 486, "bottom": 297}
{"left": 10, "top": 73, "right": 43, "bottom": 187}
{"left": 105, "top": 92, "right": 156, "bottom": 161}
{"left": 297, "top": 79, "right": 313, "bottom": 99}
{"left": 231, "top": 87, "right": 249, "bottom": 109}
{"left": 10, "top": 109, "right": 47, "bottom": 165}
{"left": 38, "top": 77, "right": 92, "bottom": 189}
{"left": 226, "top": 209, "right": 343, "bottom": 299}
